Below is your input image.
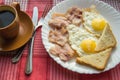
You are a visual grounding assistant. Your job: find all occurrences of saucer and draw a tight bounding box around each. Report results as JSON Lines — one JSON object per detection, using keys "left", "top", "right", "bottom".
{"left": 0, "top": 11, "right": 34, "bottom": 51}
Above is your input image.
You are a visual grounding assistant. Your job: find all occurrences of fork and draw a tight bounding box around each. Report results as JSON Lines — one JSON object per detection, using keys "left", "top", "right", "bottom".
{"left": 36, "top": 4, "right": 51, "bottom": 28}
{"left": 25, "top": 4, "right": 51, "bottom": 75}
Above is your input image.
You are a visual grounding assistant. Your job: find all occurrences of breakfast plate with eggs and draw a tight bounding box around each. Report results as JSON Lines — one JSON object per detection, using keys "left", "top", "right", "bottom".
{"left": 41, "top": 0, "right": 120, "bottom": 74}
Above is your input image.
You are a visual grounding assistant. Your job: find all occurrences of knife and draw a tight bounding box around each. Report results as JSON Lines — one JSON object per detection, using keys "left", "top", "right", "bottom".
{"left": 25, "top": 7, "right": 38, "bottom": 75}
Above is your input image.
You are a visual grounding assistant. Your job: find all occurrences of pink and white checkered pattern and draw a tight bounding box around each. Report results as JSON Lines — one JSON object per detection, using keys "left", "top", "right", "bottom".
{"left": 0, "top": 0, "right": 120, "bottom": 80}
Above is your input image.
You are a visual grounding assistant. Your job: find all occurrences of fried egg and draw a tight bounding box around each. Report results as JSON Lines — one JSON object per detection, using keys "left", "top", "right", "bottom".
{"left": 83, "top": 11, "right": 107, "bottom": 37}
{"left": 67, "top": 24, "right": 98, "bottom": 56}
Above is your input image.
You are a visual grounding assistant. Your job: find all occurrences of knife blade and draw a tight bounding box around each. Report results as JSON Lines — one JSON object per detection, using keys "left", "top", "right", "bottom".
{"left": 32, "top": 7, "right": 38, "bottom": 26}
{"left": 25, "top": 7, "right": 38, "bottom": 75}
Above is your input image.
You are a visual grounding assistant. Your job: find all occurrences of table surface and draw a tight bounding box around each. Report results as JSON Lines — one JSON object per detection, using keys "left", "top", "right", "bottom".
{"left": 0, "top": 0, "right": 120, "bottom": 80}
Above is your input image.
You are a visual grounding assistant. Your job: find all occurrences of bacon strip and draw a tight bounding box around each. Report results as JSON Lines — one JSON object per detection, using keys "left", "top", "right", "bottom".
{"left": 48, "top": 7, "right": 83, "bottom": 61}
{"left": 48, "top": 29, "right": 67, "bottom": 46}
{"left": 65, "top": 7, "right": 82, "bottom": 26}
{"left": 49, "top": 43, "right": 74, "bottom": 61}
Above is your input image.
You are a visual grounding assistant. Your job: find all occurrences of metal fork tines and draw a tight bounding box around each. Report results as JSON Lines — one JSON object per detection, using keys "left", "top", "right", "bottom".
{"left": 37, "top": 4, "right": 51, "bottom": 27}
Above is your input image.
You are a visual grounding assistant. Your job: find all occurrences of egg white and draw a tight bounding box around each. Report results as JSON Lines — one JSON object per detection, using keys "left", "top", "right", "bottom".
{"left": 83, "top": 11, "right": 107, "bottom": 37}
{"left": 67, "top": 24, "right": 98, "bottom": 56}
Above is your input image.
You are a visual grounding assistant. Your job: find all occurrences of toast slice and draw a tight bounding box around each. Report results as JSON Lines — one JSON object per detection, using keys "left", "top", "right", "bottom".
{"left": 95, "top": 24, "right": 117, "bottom": 52}
{"left": 76, "top": 48, "right": 112, "bottom": 70}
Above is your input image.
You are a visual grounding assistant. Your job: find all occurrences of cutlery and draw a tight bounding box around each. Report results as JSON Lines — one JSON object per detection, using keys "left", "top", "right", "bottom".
{"left": 11, "top": 44, "right": 26, "bottom": 63}
{"left": 25, "top": 5, "right": 51, "bottom": 75}
{"left": 25, "top": 7, "right": 38, "bottom": 75}
{"left": 33, "top": 4, "right": 51, "bottom": 31}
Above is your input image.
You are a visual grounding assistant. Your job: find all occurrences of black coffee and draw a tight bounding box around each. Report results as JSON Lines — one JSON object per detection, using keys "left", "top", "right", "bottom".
{"left": 0, "top": 10, "right": 15, "bottom": 28}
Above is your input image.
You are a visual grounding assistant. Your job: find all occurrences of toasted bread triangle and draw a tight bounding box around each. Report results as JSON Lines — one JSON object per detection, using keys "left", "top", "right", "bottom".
{"left": 76, "top": 48, "right": 112, "bottom": 70}
{"left": 95, "top": 24, "right": 117, "bottom": 52}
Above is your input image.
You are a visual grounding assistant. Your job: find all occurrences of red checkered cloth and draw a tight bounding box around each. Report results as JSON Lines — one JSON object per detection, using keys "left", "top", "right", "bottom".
{"left": 0, "top": 0, "right": 120, "bottom": 80}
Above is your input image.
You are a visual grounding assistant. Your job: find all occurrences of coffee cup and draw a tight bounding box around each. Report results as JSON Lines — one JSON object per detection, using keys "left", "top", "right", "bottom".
{"left": 0, "top": 2, "right": 20, "bottom": 39}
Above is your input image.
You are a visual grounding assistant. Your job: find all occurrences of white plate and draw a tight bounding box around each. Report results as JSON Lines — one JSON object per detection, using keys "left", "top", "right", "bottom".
{"left": 41, "top": 0, "right": 120, "bottom": 74}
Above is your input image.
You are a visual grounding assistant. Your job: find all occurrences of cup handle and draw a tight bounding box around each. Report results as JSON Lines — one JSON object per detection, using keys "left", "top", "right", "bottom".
{"left": 11, "top": 2, "right": 20, "bottom": 12}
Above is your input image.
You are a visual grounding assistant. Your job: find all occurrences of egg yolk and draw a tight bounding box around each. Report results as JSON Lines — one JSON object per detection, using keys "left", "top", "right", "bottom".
{"left": 92, "top": 18, "right": 106, "bottom": 31}
{"left": 80, "top": 39, "right": 96, "bottom": 53}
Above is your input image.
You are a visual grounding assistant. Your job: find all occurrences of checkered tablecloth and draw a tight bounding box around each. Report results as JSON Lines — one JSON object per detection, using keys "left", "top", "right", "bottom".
{"left": 0, "top": 0, "right": 120, "bottom": 80}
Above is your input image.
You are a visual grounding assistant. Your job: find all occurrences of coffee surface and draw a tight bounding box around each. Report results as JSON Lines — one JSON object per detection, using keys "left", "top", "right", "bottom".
{"left": 0, "top": 10, "right": 15, "bottom": 28}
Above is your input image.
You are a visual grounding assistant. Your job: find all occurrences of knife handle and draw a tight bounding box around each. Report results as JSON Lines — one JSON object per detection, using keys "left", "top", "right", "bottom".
{"left": 25, "top": 34, "right": 35, "bottom": 75}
